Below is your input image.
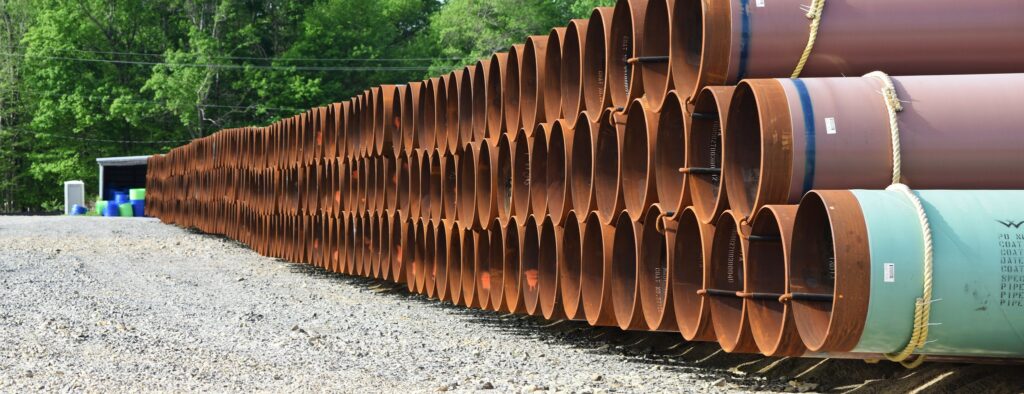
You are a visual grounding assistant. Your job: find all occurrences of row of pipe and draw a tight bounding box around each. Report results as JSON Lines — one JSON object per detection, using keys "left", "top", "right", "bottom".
{"left": 147, "top": 0, "right": 1024, "bottom": 364}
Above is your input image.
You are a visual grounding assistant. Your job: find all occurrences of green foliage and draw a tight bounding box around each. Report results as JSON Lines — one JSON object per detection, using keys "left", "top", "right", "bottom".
{"left": 0, "top": 0, "right": 618, "bottom": 212}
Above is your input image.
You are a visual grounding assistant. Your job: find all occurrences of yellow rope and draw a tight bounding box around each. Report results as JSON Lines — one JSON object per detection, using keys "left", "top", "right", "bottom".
{"left": 864, "top": 71, "right": 905, "bottom": 184}
{"left": 791, "top": 0, "right": 826, "bottom": 78}
{"left": 884, "top": 183, "right": 934, "bottom": 368}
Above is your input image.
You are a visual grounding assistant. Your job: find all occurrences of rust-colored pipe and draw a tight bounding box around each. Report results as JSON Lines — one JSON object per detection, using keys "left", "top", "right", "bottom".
{"left": 408, "top": 150, "right": 422, "bottom": 219}
{"left": 724, "top": 74, "right": 1024, "bottom": 221}
{"left": 538, "top": 215, "right": 566, "bottom": 320}
{"left": 428, "top": 149, "right": 443, "bottom": 221}
{"left": 364, "top": 211, "right": 376, "bottom": 277}
{"left": 502, "top": 216, "right": 527, "bottom": 314}
{"left": 435, "top": 75, "right": 450, "bottom": 152}
{"left": 420, "top": 78, "right": 439, "bottom": 151}
{"left": 386, "top": 211, "right": 402, "bottom": 283}
{"left": 397, "top": 152, "right": 410, "bottom": 220}
{"left": 569, "top": 112, "right": 597, "bottom": 214}
{"left": 545, "top": 119, "right": 574, "bottom": 225}
{"left": 348, "top": 213, "right": 361, "bottom": 276}
{"left": 374, "top": 155, "right": 387, "bottom": 213}
{"left": 472, "top": 59, "right": 491, "bottom": 141}
{"left": 521, "top": 215, "right": 542, "bottom": 316}
{"left": 511, "top": 128, "right": 533, "bottom": 220}
{"left": 441, "top": 149, "right": 459, "bottom": 221}
{"left": 520, "top": 35, "right": 550, "bottom": 132}
{"left": 495, "top": 134, "right": 514, "bottom": 225}
{"left": 558, "top": 210, "right": 584, "bottom": 320}
{"left": 475, "top": 140, "right": 499, "bottom": 230}
{"left": 620, "top": 98, "right": 659, "bottom": 216}
{"left": 486, "top": 52, "right": 509, "bottom": 138}
{"left": 529, "top": 123, "right": 550, "bottom": 217}
{"left": 378, "top": 211, "right": 391, "bottom": 280}
{"left": 445, "top": 70, "right": 462, "bottom": 153}
{"left": 458, "top": 142, "right": 478, "bottom": 229}
{"left": 593, "top": 108, "right": 624, "bottom": 225}
{"left": 706, "top": 210, "right": 759, "bottom": 353}
{"left": 384, "top": 153, "right": 398, "bottom": 212}
{"left": 503, "top": 45, "right": 525, "bottom": 134}
{"left": 365, "top": 156, "right": 378, "bottom": 214}
{"left": 745, "top": 204, "right": 805, "bottom": 357}
{"left": 473, "top": 229, "right": 492, "bottom": 311}
{"left": 487, "top": 218, "right": 509, "bottom": 312}
{"left": 458, "top": 66, "right": 475, "bottom": 148}
{"left": 403, "top": 81, "right": 423, "bottom": 151}
{"left": 608, "top": 0, "right": 648, "bottom": 109}
{"left": 686, "top": 86, "right": 732, "bottom": 224}
{"left": 448, "top": 221, "right": 464, "bottom": 306}
{"left": 388, "top": 85, "right": 404, "bottom": 157}
{"left": 580, "top": 211, "right": 618, "bottom": 327}
{"left": 639, "top": 203, "right": 679, "bottom": 331}
{"left": 460, "top": 227, "right": 478, "bottom": 309}
{"left": 650, "top": 91, "right": 687, "bottom": 221}
{"left": 672, "top": 207, "right": 717, "bottom": 341}
{"left": 377, "top": 85, "right": 397, "bottom": 155}
{"left": 409, "top": 218, "right": 425, "bottom": 293}
{"left": 611, "top": 210, "right": 647, "bottom": 330}
{"left": 582, "top": 7, "right": 614, "bottom": 114}
{"left": 544, "top": 27, "right": 566, "bottom": 122}
{"left": 560, "top": 18, "right": 589, "bottom": 126}
{"left": 671, "top": 0, "right": 1024, "bottom": 102}
{"left": 423, "top": 219, "right": 438, "bottom": 298}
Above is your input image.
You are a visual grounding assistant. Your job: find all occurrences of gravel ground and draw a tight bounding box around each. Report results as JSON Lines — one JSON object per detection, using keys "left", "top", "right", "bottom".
{"left": 1, "top": 216, "right": 1021, "bottom": 393}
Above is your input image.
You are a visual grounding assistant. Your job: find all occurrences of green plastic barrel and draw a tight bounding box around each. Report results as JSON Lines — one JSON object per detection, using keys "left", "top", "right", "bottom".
{"left": 119, "top": 202, "right": 134, "bottom": 217}
{"left": 129, "top": 188, "right": 146, "bottom": 200}
{"left": 96, "top": 200, "right": 108, "bottom": 215}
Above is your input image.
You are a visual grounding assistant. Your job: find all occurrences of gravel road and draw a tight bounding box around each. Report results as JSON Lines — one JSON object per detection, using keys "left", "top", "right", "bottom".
{"left": 1, "top": 216, "right": 1021, "bottom": 393}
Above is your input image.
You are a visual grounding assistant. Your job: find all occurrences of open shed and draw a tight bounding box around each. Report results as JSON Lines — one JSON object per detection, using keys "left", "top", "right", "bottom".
{"left": 97, "top": 155, "right": 151, "bottom": 201}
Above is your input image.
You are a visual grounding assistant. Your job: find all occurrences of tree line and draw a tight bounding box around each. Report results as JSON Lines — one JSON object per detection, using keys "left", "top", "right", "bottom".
{"left": 0, "top": 0, "right": 612, "bottom": 212}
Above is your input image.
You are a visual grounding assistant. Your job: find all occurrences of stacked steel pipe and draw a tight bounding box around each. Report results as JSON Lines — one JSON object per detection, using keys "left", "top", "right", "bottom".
{"left": 147, "top": 0, "right": 1024, "bottom": 364}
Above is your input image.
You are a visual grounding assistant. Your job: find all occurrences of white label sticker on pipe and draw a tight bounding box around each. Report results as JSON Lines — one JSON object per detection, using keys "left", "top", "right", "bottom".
{"left": 825, "top": 117, "right": 837, "bottom": 135}
{"left": 884, "top": 263, "right": 895, "bottom": 283}
{"left": 755, "top": 0, "right": 765, "bottom": 7}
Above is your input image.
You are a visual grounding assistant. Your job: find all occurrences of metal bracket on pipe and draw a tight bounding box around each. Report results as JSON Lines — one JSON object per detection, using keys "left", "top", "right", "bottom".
{"left": 698, "top": 288, "right": 742, "bottom": 298}
{"left": 737, "top": 291, "right": 785, "bottom": 300}
{"left": 779, "top": 292, "right": 834, "bottom": 303}
{"left": 679, "top": 167, "right": 721, "bottom": 175}
{"left": 627, "top": 56, "right": 670, "bottom": 65}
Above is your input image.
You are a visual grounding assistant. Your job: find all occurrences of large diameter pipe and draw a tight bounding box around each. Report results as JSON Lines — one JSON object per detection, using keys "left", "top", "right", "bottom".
{"left": 458, "top": 66, "right": 475, "bottom": 148}
{"left": 520, "top": 35, "right": 550, "bottom": 132}
{"left": 377, "top": 84, "right": 398, "bottom": 155}
{"left": 593, "top": 108, "right": 624, "bottom": 225}
{"left": 503, "top": 217, "right": 528, "bottom": 314}
{"left": 412, "top": 218, "right": 427, "bottom": 293}
{"left": 473, "top": 229, "right": 492, "bottom": 310}
{"left": 791, "top": 189, "right": 1024, "bottom": 358}
{"left": 423, "top": 219, "right": 438, "bottom": 298}
{"left": 458, "top": 142, "right": 479, "bottom": 229}
{"left": 495, "top": 134, "right": 514, "bottom": 225}
{"left": 608, "top": 0, "right": 648, "bottom": 109}
{"left": 745, "top": 204, "right": 806, "bottom": 357}
{"left": 687, "top": 86, "right": 733, "bottom": 225}
{"left": 545, "top": 119, "right": 574, "bottom": 225}
{"left": 460, "top": 227, "right": 478, "bottom": 308}
{"left": 400, "top": 217, "right": 416, "bottom": 286}
{"left": 389, "top": 85, "right": 405, "bottom": 157}
{"left": 705, "top": 210, "right": 759, "bottom": 353}
{"left": 421, "top": 78, "right": 439, "bottom": 151}
{"left": 543, "top": 27, "right": 566, "bottom": 122}
{"left": 397, "top": 152, "right": 410, "bottom": 220}
{"left": 408, "top": 150, "right": 422, "bottom": 219}
{"left": 504, "top": 45, "right": 526, "bottom": 134}
{"left": 445, "top": 70, "right": 462, "bottom": 153}
{"left": 529, "top": 123, "right": 550, "bottom": 217}
{"left": 671, "top": 0, "right": 1024, "bottom": 102}
{"left": 486, "top": 53, "right": 510, "bottom": 138}
{"left": 402, "top": 82, "right": 422, "bottom": 152}
{"left": 388, "top": 212, "right": 404, "bottom": 283}
{"left": 672, "top": 207, "right": 717, "bottom": 342}
{"left": 476, "top": 140, "right": 499, "bottom": 230}
{"left": 651, "top": 91, "right": 689, "bottom": 220}
{"left": 558, "top": 211, "right": 585, "bottom": 320}
{"left": 620, "top": 98, "right": 659, "bottom": 216}
{"left": 570, "top": 112, "right": 597, "bottom": 214}
{"left": 582, "top": 7, "right": 615, "bottom": 114}
{"left": 560, "top": 18, "right": 589, "bottom": 126}
{"left": 611, "top": 210, "right": 647, "bottom": 330}
{"left": 637, "top": 0, "right": 671, "bottom": 109}
{"left": 724, "top": 74, "right": 1024, "bottom": 221}
{"left": 428, "top": 149, "right": 443, "bottom": 221}
{"left": 441, "top": 150, "right": 458, "bottom": 221}
{"left": 511, "top": 128, "right": 533, "bottom": 219}
{"left": 581, "top": 210, "right": 618, "bottom": 327}
{"left": 472, "top": 59, "right": 491, "bottom": 141}
{"left": 538, "top": 215, "right": 565, "bottom": 320}
{"left": 447, "top": 221, "right": 463, "bottom": 305}
{"left": 487, "top": 218, "right": 508, "bottom": 312}
{"left": 638, "top": 204, "right": 678, "bottom": 331}
{"left": 521, "top": 215, "right": 542, "bottom": 316}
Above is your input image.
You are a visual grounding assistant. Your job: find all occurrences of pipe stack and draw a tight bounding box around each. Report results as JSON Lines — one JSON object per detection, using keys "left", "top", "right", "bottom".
{"left": 146, "top": 0, "right": 1024, "bottom": 364}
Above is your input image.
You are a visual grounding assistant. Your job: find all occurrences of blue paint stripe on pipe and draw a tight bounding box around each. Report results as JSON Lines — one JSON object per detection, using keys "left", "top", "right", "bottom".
{"left": 791, "top": 79, "right": 815, "bottom": 195}
{"left": 737, "top": 0, "right": 751, "bottom": 81}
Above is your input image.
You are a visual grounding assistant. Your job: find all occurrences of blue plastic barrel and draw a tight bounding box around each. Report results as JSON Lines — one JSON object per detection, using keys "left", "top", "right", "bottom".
{"left": 103, "top": 201, "right": 121, "bottom": 217}
{"left": 70, "top": 204, "right": 88, "bottom": 215}
{"left": 113, "top": 192, "right": 130, "bottom": 205}
{"left": 131, "top": 200, "right": 145, "bottom": 217}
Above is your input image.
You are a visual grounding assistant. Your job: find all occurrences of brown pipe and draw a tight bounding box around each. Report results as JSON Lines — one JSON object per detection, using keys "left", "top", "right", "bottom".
{"left": 408, "top": 150, "right": 422, "bottom": 220}
{"left": 420, "top": 78, "right": 439, "bottom": 151}
{"left": 706, "top": 210, "right": 759, "bottom": 353}
{"left": 447, "top": 221, "right": 464, "bottom": 306}
{"left": 435, "top": 75, "right": 450, "bottom": 152}
{"left": 672, "top": 207, "right": 717, "bottom": 342}
{"left": 472, "top": 59, "right": 491, "bottom": 142}
{"left": 441, "top": 149, "right": 458, "bottom": 221}
{"left": 487, "top": 218, "right": 509, "bottom": 312}
{"left": 445, "top": 70, "right": 462, "bottom": 153}
{"left": 428, "top": 149, "right": 443, "bottom": 221}
{"left": 580, "top": 210, "right": 618, "bottom": 327}
{"left": 560, "top": 18, "right": 589, "bottom": 126}
{"left": 495, "top": 134, "right": 514, "bottom": 225}
{"left": 620, "top": 98, "right": 659, "bottom": 216}
{"left": 412, "top": 218, "right": 427, "bottom": 293}
{"left": 364, "top": 211, "right": 375, "bottom": 277}
{"left": 671, "top": 0, "right": 1024, "bottom": 103}
{"left": 538, "top": 215, "right": 566, "bottom": 320}
{"left": 608, "top": 0, "right": 648, "bottom": 109}
{"left": 397, "top": 152, "right": 410, "bottom": 220}
{"left": 511, "top": 128, "right": 533, "bottom": 220}
{"left": 686, "top": 86, "right": 732, "bottom": 224}
{"left": 377, "top": 85, "right": 397, "bottom": 155}
{"left": 529, "top": 123, "right": 550, "bottom": 217}
{"left": 593, "top": 108, "right": 624, "bottom": 225}
{"left": 348, "top": 213, "right": 361, "bottom": 275}
{"left": 558, "top": 210, "right": 584, "bottom": 320}
{"left": 724, "top": 74, "right": 1024, "bottom": 221}
{"left": 486, "top": 52, "right": 509, "bottom": 138}
{"left": 475, "top": 139, "right": 499, "bottom": 230}
{"left": 504, "top": 45, "right": 525, "bottom": 134}
{"left": 545, "top": 119, "right": 574, "bottom": 225}
{"left": 521, "top": 215, "right": 542, "bottom": 316}
{"left": 638, "top": 203, "right": 679, "bottom": 331}
{"left": 569, "top": 112, "right": 597, "bottom": 214}
{"left": 544, "top": 27, "right": 566, "bottom": 123}
{"left": 424, "top": 219, "right": 438, "bottom": 298}
{"left": 458, "top": 142, "right": 478, "bottom": 229}
{"left": 746, "top": 204, "right": 806, "bottom": 357}
{"left": 460, "top": 227, "right": 478, "bottom": 309}
{"left": 520, "top": 35, "right": 550, "bottom": 132}
{"left": 378, "top": 211, "right": 391, "bottom": 280}
{"left": 403, "top": 81, "right": 423, "bottom": 151}
{"left": 386, "top": 211, "right": 402, "bottom": 283}
{"left": 611, "top": 210, "right": 647, "bottom": 330}
{"left": 398, "top": 216, "right": 415, "bottom": 285}
{"left": 432, "top": 220, "right": 450, "bottom": 302}
{"left": 458, "top": 66, "right": 475, "bottom": 148}
{"left": 365, "top": 156, "right": 378, "bottom": 213}
{"left": 374, "top": 155, "right": 387, "bottom": 213}
{"left": 384, "top": 153, "right": 398, "bottom": 212}
{"left": 582, "top": 7, "right": 614, "bottom": 114}
{"left": 502, "top": 216, "right": 527, "bottom": 314}
{"left": 388, "top": 85, "right": 404, "bottom": 157}
{"left": 473, "top": 229, "right": 492, "bottom": 311}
